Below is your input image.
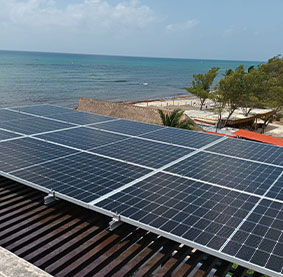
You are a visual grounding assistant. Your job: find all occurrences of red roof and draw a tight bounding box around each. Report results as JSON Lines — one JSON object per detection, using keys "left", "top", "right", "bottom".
{"left": 233, "top": 129, "right": 283, "bottom": 147}
{"left": 205, "top": 131, "right": 235, "bottom": 138}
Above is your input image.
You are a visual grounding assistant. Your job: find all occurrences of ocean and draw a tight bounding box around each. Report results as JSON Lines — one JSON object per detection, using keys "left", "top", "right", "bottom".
{"left": 0, "top": 50, "right": 262, "bottom": 108}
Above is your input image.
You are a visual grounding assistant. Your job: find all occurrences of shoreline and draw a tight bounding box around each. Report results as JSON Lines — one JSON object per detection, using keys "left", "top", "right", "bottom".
{"left": 123, "top": 94, "right": 197, "bottom": 105}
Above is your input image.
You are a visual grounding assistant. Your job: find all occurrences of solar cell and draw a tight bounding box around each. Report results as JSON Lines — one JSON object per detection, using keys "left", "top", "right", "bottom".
{"left": 0, "top": 109, "right": 34, "bottom": 122}
{"left": 37, "top": 127, "right": 128, "bottom": 150}
{"left": 91, "top": 137, "right": 194, "bottom": 168}
{"left": 45, "top": 111, "right": 116, "bottom": 125}
{"left": 222, "top": 199, "right": 283, "bottom": 274}
{"left": 10, "top": 104, "right": 74, "bottom": 116}
{"left": 89, "top": 119, "right": 164, "bottom": 136}
{"left": 165, "top": 152, "right": 282, "bottom": 196}
{"left": 0, "top": 117, "right": 74, "bottom": 135}
{"left": 266, "top": 175, "right": 283, "bottom": 201}
{"left": 0, "top": 129, "right": 21, "bottom": 141}
{"left": 95, "top": 172, "right": 259, "bottom": 251}
{"left": 139, "top": 127, "right": 220, "bottom": 149}
{"left": 207, "top": 138, "right": 283, "bottom": 167}
{"left": 13, "top": 152, "right": 152, "bottom": 203}
{"left": 1, "top": 104, "right": 283, "bottom": 277}
{"left": 0, "top": 137, "right": 77, "bottom": 172}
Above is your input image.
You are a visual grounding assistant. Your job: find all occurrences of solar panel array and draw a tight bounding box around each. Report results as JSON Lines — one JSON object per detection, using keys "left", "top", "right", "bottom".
{"left": 0, "top": 104, "right": 282, "bottom": 277}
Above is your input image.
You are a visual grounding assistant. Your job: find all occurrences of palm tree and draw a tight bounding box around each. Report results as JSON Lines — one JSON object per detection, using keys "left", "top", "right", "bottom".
{"left": 158, "top": 109, "right": 195, "bottom": 130}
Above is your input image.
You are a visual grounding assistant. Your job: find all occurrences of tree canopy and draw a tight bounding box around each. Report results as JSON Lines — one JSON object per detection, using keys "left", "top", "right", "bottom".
{"left": 185, "top": 67, "right": 219, "bottom": 110}
{"left": 208, "top": 55, "right": 282, "bottom": 131}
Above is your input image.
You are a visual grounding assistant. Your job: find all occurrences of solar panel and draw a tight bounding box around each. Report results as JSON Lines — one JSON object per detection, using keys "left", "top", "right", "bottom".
{"left": 139, "top": 127, "right": 220, "bottom": 149}
{"left": 165, "top": 151, "right": 282, "bottom": 196}
{"left": 91, "top": 137, "right": 194, "bottom": 168}
{"left": 222, "top": 199, "right": 283, "bottom": 274}
{"left": 37, "top": 127, "right": 128, "bottom": 150}
{"left": 12, "top": 152, "right": 152, "bottom": 203}
{"left": 0, "top": 109, "right": 34, "bottom": 122}
{"left": 95, "top": 173, "right": 279, "bottom": 267}
{"left": 0, "top": 104, "right": 282, "bottom": 277}
{"left": 10, "top": 104, "right": 74, "bottom": 116}
{"left": 0, "top": 117, "right": 74, "bottom": 135}
{"left": 44, "top": 111, "right": 116, "bottom": 125}
{"left": 0, "top": 129, "right": 21, "bottom": 141}
{"left": 94, "top": 171, "right": 283, "bottom": 276}
{"left": 207, "top": 138, "right": 283, "bottom": 167}
{"left": 0, "top": 137, "right": 77, "bottom": 172}
{"left": 89, "top": 119, "right": 164, "bottom": 136}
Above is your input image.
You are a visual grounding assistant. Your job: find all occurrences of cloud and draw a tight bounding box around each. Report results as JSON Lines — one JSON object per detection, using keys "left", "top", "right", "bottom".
{"left": 166, "top": 19, "right": 199, "bottom": 32}
{"left": 0, "top": 0, "right": 157, "bottom": 32}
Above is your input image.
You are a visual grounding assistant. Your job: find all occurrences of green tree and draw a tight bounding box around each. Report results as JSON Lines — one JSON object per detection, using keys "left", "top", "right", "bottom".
{"left": 216, "top": 65, "right": 246, "bottom": 126}
{"left": 258, "top": 55, "right": 283, "bottom": 133}
{"left": 209, "top": 90, "right": 227, "bottom": 129}
{"left": 186, "top": 67, "right": 219, "bottom": 110}
{"left": 158, "top": 109, "right": 195, "bottom": 130}
{"left": 239, "top": 69, "right": 265, "bottom": 116}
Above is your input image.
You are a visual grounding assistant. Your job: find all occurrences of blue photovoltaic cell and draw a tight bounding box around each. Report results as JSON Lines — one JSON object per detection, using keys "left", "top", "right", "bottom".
{"left": 45, "top": 111, "right": 115, "bottom": 125}
{"left": 0, "top": 109, "right": 34, "bottom": 122}
{"left": 90, "top": 119, "right": 164, "bottom": 136}
{"left": 266, "top": 175, "right": 283, "bottom": 201}
{"left": 2, "top": 104, "right": 283, "bottom": 276}
{"left": 165, "top": 152, "right": 282, "bottom": 196}
{"left": 13, "top": 152, "right": 152, "bottom": 203}
{"left": 92, "top": 137, "right": 193, "bottom": 168}
{"left": 37, "top": 127, "right": 128, "bottom": 150}
{"left": 96, "top": 172, "right": 259, "bottom": 251}
{"left": 140, "top": 127, "right": 220, "bottom": 149}
{"left": 0, "top": 117, "right": 73, "bottom": 135}
{"left": 207, "top": 138, "right": 283, "bottom": 167}
{"left": 11, "top": 104, "right": 74, "bottom": 116}
{"left": 0, "top": 137, "right": 77, "bottom": 172}
{"left": 0, "top": 129, "right": 21, "bottom": 141}
{"left": 223, "top": 199, "right": 283, "bottom": 274}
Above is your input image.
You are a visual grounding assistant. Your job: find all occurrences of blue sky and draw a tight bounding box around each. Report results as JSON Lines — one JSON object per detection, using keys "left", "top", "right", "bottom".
{"left": 0, "top": 0, "right": 282, "bottom": 61}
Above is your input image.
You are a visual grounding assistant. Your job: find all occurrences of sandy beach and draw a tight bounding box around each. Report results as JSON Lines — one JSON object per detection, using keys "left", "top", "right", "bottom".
{"left": 129, "top": 95, "right": 283, "bottom": 138}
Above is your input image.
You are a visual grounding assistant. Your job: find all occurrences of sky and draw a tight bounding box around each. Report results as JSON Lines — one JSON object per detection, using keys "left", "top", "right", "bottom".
{"left": 0, "top": 0, "right": 282, "bottom": 61}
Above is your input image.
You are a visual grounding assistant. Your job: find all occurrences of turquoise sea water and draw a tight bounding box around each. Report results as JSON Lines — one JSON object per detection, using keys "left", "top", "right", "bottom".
{"left": 0, "top": 50, "right": 262, "bottom": 108}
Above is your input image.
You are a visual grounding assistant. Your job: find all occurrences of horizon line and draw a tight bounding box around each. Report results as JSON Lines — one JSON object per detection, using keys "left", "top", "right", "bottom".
{"left": 0, "top": 49, "right": 265, "bottom": 64}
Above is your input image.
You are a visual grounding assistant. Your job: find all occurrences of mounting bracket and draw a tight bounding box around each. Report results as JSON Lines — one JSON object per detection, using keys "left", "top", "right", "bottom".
{"left": 44, "top": 190, "right": 57, "bottom": 205}
{"left": 109, "top": 213, "right": 122, "bottom": 231}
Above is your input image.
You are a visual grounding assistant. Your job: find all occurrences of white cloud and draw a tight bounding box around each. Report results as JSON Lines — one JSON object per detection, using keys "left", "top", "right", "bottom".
{"left": 166, "top": 19, "right": 199, "bottom": 32}
{"left": 0, "top": 0, "right": 157, "bottom": 32}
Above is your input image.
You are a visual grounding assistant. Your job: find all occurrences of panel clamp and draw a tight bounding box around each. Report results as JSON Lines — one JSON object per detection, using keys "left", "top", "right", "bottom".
{"left": 44, "top": 190, "right": 58, "bottom": 205}
{"left": 109, "top": 213, "right": 122, "bottom": 231}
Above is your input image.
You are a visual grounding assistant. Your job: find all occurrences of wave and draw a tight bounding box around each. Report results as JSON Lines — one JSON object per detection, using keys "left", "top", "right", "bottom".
{"left": 104, "top": 79, "right": 128, "bottom": 83}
